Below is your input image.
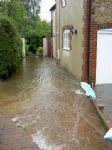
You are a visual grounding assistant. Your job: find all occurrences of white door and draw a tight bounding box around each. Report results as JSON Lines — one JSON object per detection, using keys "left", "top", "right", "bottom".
{"left": 96, "top": 29, "right": 112, "bottom": 84}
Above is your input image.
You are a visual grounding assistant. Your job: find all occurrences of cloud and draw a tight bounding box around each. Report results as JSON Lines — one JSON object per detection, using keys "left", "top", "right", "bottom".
{"left": 40, "top": 0, "right": 55, "bottom": 21}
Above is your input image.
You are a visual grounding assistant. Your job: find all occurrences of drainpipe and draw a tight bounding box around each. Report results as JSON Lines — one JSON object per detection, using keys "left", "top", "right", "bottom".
{"left": 57, "top": 0, "right": 60, "bottom": 65}
{"left": 51, "top": 12, "right": 53, "bottom": 37}
{"left": 87, "top": 0, "right": 92, "bottom": 83}
{"left": 59, "top": 0, "right": 60, "bottom": 61}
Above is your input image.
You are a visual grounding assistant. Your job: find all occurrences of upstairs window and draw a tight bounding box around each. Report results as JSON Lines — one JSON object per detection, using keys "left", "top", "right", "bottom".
{"left": 63, "top": 30, "right": 71, "bottom": 50}
{"left": 61, "top": 0, "right": 66, "bottom": 7}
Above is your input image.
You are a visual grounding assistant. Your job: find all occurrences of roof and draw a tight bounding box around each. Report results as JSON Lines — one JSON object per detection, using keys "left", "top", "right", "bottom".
{"left": 49, "top": 4, "right": 56, "bottom": 12}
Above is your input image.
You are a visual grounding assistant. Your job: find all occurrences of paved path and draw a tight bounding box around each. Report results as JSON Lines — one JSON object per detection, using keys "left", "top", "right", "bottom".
{"left": 0, "top": 57, "right": 112, "bottom": 150}
{"left": 95, "top": 85, "right": 112, "bottom": 127}
{"left": 0, "top": 114, "right": 40, "bottom": 150}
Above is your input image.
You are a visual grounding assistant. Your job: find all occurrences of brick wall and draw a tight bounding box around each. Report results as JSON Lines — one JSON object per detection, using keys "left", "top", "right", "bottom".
{"left": 82, "top": 0, "right": 112, "bottom": 85}
{"left": 82, "top": 0, "right": 91, "bottom": 83}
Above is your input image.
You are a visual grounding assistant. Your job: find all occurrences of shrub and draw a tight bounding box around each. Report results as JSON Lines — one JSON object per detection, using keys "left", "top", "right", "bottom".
{"left": 26, "top": 31, "right": 42, "bottom": 54}
{"left": 37, "top": 47, "right": 43, "bottom": 54}
{"left": 0, "top": 15, "right": 22, "bottom": 78}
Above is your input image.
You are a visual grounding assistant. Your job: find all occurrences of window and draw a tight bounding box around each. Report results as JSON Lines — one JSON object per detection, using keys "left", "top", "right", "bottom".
{"left": 63, "top": 30, "right": 71, "bottom": 50}
{"left": 61, "top": 0, "right": 66, "bottom": 7}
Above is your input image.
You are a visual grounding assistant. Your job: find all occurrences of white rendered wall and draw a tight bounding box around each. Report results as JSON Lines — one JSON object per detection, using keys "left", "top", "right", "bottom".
{"left": 43, "top": 38, "right": 47, "bottom": 57}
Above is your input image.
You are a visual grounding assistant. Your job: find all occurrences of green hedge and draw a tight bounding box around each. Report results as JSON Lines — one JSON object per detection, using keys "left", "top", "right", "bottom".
{"left": 0, "top": 16, "right": 22, "bottom": 78}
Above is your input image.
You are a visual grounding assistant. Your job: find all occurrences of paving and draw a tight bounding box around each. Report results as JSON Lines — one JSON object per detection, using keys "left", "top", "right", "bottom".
{"left": 0, "top": 114, "right": 40, "bottom": 150}
{"left": 95, "top": 84, "right": 112, "bottom": 128}
{"left": 0, "top": 57, "right": 112, "bottom": 150}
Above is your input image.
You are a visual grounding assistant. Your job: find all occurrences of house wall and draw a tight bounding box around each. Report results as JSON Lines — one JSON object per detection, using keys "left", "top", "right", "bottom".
{"left": 43, "top": 38, "right": 47, "bottom": 57}
{"left": 52, "top": 10, "right": 56, "bottom": 58}
{"left": 55, "top": 0, "right": 60, "bottom": 61}
{"left": 82, "top": 0, "right": 112, "bottom": 85}
{"left": 56, "top": 0, "right": 84, "bottom": 81}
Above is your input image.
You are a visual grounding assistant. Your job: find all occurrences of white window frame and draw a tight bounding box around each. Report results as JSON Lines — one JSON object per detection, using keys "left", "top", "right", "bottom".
{"left": 63, "top": 30, "right": 70, "bottom": 50}
{"left": 61, "top": 0, "right": 66, "bottom": 7}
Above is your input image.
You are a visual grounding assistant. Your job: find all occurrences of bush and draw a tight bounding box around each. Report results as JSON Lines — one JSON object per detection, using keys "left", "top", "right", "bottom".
{"left": 25, "top": 44, "right": 29, "bottom": 56}
{"left": 26, "top": 31, "right": 42, "bottom": 54}
{"left": 37, "top": 47, "right": 43, "bottom": 57}
{"left": 0, "top": 15, "right": 22, "bottom": 78}
{"left": 37, "top": 47, "right": 43, "bottom": 54}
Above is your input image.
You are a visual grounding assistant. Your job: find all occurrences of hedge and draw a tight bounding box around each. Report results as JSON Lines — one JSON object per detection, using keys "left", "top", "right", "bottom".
{"left": 0, "top": 15, "right": 22, "bottom": 78}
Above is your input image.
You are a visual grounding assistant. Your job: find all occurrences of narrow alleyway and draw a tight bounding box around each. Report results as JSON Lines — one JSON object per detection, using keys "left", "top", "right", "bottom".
{"left": 0, "top": 57, "right": 112, "bottom": 150}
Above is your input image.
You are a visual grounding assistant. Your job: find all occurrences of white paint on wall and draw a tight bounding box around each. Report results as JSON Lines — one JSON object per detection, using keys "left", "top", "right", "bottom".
{"left": 96, "top": 29, "right": 112, "bottom": 84}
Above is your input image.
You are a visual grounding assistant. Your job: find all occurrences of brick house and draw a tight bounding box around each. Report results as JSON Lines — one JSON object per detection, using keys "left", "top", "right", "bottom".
{"left": 51, "top": 0, "right": 112, "bottom": 85}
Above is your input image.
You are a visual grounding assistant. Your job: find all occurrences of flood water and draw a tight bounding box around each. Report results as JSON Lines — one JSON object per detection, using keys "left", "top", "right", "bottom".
{"left": 0, "top": 56, "right": 112, "bottom": 150}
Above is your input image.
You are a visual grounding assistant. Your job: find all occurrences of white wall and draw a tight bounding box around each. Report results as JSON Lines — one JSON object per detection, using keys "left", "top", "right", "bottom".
{"left": 43, "top": 38, "right": 47, "bottom": 57}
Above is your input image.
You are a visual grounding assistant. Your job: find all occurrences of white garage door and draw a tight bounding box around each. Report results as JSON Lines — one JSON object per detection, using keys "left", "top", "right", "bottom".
{"left": 96, "top": 29, "right": 112, "bottom": 84}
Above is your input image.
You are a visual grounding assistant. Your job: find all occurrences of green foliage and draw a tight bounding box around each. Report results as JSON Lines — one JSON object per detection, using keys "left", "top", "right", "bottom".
{"left": 21, "top": 0, "right": 41, "bottom": 18}
{"left": 25, "top": 43, "right": 30, "bottom": 56}
{"left": 0, "top": 0, "right": 51, "bottom": 78}
{"left": 0, "top": 0, "right": 27, "bottom": 33}
{"left": 26, "top": 20, "right": 51, "bottom": 54}
{"left": 0, "top": 15, "right": 22, "bottom": 78}
{"left": 37, "top": 47, "right": 43, "bottom": 53}
{"left": 26, "top": 31, "right": 39, "bottom": 54}
{"left": 36, "top": 20, "right": 51, "bottom": 37}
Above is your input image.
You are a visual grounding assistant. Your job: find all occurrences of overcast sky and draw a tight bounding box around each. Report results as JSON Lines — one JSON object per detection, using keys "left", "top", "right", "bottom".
{"left": 40, "top": 0, "right": 55, "bottom": 22}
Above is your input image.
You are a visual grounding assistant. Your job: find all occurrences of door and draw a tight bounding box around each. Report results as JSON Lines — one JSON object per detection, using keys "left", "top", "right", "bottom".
{"left": 96, "top": 29, "right": 112, "bottom": 84}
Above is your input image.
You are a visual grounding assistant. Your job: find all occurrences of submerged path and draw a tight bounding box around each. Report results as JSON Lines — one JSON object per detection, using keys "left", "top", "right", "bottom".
{"left": 0, "top": 57, "right": 112, "bottom": 150}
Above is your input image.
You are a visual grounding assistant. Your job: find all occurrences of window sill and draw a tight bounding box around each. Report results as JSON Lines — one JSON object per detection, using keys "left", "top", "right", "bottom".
{"left": 62, "top": 48, "right": 71, "bottom": 51}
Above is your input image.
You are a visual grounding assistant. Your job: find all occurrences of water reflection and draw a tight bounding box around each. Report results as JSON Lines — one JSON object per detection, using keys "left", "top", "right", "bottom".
{"left": 0, "top": 57, "right": 112, "bottom": 150}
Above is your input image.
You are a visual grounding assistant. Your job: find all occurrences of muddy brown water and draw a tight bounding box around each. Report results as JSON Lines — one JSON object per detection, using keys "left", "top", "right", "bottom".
{"left": 0, "top": 56, "right": 112, "bottom": 150}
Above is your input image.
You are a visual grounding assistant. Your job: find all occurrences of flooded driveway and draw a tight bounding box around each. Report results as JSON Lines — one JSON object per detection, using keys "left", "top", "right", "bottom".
{"left": 0, "top": 56, "right": 112, "bottom": 150}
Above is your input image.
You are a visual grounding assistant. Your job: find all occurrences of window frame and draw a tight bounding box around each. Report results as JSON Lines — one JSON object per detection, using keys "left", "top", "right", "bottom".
{"left": 62, "top": 25, "right": 73, "bottom": 50}
{"left": 63, "top": 30, "right": 70, "bottom": 50}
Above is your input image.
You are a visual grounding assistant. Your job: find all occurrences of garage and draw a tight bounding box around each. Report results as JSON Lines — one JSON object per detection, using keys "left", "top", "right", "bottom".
{"left": 96, "top": 29, "right": 112, "bottom": 84}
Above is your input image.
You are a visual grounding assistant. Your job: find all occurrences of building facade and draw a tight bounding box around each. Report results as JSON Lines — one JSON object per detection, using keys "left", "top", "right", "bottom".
{"left": 55, "top": 0, "right": 84, "bottom": 81}
{"left": 50, "top": 4, "right": 56, "bottom": 58}
{"left": 83, "top": 0, "right": 112, "bottom": 85}
{"left": 52, "top": 0, "right": 112, "bottom": 85}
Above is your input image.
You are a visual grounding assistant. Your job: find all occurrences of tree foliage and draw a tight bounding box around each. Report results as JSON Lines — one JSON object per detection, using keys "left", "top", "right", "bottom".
{"left": 21, "top": 0, "right": 41, "bottom": 18}
{"left": 0, "top": 0, "right": 51, "bottom": 37}
{"left": 0, "top": 0, "right": 51, "bottom": 57}
{"left": 0, "top": 15, "right": 22, "bottom": 78}
{"left": 0, "top": 0, "right": 26, "bottom": 33}
{"left": 26, "top": 20, "right": 51, "bottom": 54}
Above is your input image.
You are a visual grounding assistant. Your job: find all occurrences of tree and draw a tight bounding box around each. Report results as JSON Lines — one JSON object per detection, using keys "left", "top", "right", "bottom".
{"left": 26, "top": 20, "right": 51, "bottom": 54}
{"left": 0, "top": 0, "right": 51, "bottom": 55}
{"left": 21, "top": 0, "right": 41, "bottom": 18}
{"left": 0, "top": 15, "right": 22, "bottom": 78}
{"left": 21, "top": 0, "right": 41, "bottom": 29}
{"left": 0, "top": 0, "right": 26, "bottom": 33}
